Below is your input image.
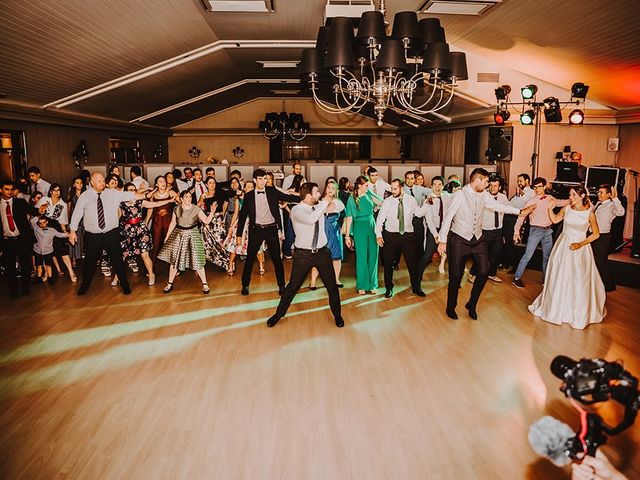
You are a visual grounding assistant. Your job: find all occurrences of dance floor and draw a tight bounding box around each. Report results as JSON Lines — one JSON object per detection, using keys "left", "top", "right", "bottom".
{"left": 0, "top": 260, "right": 638, "bottom": 479}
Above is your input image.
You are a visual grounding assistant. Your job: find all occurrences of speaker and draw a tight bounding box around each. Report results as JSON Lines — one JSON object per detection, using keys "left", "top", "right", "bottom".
{"left": 488, "top": 126, "right": 513, "bottom": 162}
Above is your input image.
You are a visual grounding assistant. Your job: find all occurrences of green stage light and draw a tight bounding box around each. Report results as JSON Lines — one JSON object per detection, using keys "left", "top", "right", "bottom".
{"left": 521, "top": 84, "right": 538, "bottom": 99}
{"left": 520, "top": 109, "right": 535, "bottom": 125}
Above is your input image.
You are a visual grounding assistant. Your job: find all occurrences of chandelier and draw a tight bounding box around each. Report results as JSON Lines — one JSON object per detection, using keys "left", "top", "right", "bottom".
{"left": 299, "top": 5, "right": 468, "bottom": 127}
{"left": 258, "top": 97, "right": 310, "bottom": 141}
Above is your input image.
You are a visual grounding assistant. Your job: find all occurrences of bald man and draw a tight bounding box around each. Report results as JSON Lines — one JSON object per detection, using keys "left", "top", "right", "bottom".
{"left": 69, "top": 173, "right": 146, "bottom": 295}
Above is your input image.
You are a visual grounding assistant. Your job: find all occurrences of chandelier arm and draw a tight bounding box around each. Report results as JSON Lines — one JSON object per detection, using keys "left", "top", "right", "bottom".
{"left": 311, "top": 84, "right": 360, "bottom": 114}
{"left": 403, "top": 85, "right": 456, "bottom": 115}
{"left": 403, "top": 74, "right": 441, "bottom": 110}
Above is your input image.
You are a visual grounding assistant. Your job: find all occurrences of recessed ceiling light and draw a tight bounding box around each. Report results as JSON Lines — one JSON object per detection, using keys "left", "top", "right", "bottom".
{"left": 258, "top": 61, "right": 300, "bottom": 68}
{"left": 418, "top": 1, "right": 501, "bottom": 16}
{"left": 207, "top": 0, "right": 274, "bottom": 13}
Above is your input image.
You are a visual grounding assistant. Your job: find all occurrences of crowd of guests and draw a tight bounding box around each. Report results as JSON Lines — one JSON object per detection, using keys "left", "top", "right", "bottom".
{"left": 0, "top": 161, "right": 624, "bottom": 330}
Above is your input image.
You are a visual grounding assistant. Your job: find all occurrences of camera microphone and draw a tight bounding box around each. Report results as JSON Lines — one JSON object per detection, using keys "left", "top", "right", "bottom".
{"left": 528, "top": 416, "right": 576, "bottom": 466}
{"left": 550, "top": 355, "right": 577, "bottom": 380}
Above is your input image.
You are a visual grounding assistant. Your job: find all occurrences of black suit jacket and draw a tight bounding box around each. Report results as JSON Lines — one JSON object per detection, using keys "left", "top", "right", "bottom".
{"left": 237, "top": 187, "right": 298, "bottom": 234}
{"left": 1, "top": 198, "right": 38, "bottom": 247}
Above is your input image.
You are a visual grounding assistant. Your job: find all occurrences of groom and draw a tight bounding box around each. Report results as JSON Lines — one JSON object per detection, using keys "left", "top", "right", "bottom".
{"left": 438, "top": 168, "right": 534, "bottom": 320}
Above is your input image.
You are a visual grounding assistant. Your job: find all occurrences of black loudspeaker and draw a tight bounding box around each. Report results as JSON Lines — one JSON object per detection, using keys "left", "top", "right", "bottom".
{"left": 488, "top": 126, "right": 513, "bottom": 162}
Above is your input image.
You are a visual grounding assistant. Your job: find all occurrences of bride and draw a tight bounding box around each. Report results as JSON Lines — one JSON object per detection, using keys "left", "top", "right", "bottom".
{"left": 528, "top": 185, "right": 606, "bottom": 329}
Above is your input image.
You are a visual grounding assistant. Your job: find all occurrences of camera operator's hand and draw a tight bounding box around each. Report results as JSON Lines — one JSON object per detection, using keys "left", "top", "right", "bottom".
{"left": 571, "top": 450, "right": 628, "bottom": 480}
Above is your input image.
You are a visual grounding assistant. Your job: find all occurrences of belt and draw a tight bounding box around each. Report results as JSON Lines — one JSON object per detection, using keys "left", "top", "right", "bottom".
{"left": 126, "top": 217, "right": 144, "bottom": 225}
{"left": 3, "top": 235, "right": 21, "bottom": 240}
{"left": 531, "top": 225, "right": 552, "bottom": 230}
{"left": 176, "top": 224, "right": 197, "bottom": 230}
{"left": 255, "top": 222, "right": 277, "bottom": 229}
{"left": 295, "top": 246, "right": 327, "bottom": 253}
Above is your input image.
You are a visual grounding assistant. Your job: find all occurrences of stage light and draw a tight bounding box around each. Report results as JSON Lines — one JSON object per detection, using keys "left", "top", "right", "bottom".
{"left": 520, "top": 109, "right": 535, "bottom": 125}
{"left": 521, "top": 84, "right": 538, "bottom": 99}
{"left": 569, "top": 109, "right": 584, "bottom": 125}
{"left": 571, "top": 82, "right": 589, "bottom": 100}
{"left": 494, "top": 84, "right": 511, "bottom": 100}
{"left": 543, "top": 96, "right": 562, "bottom": 122}
{"left": 494, "top": 109, "right": 511, "bottom": 125}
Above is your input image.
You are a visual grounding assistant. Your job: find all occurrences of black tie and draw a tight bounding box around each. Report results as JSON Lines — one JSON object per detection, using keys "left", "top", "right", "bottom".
{"left": 593, "top": 202, "right": 601, "bottom": 213}
{"left": 311, "top": 206, "right": 319, "bottom": 250}
{"left": 97, "top": 192, "right": 105, "bottom": 229}
{"left": 494, "top": 195, "right": 499, "bottom": 228}
{"left": 409, "top": 187, "right": 414, "bottom": 197}
{"left": 438, "top": 197, "right": 443, "bottom": 230}
{"left": 257, "top": 191, "right": 265, "bottom": 195}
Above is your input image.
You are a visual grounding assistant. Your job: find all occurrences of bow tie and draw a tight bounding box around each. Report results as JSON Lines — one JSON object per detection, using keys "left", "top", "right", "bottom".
{"left": 256, "top": 191, "right": 265, "bottom": 195}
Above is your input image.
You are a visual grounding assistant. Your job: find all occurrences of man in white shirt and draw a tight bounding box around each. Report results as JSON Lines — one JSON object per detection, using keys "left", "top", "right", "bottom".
{"left": 417, "top": 176, "right": 448, "bottom": 279}
{"left": 591, "top": 184, "right": 625, "bottom": 291}
{"left": 27, "top": 166, "right": 51, "bottom": 196}
{"left": 175, "top": 167, "right": 195, "bottom": 192}
{"left": 438, "top": 168, "right": 534, "bottom": 320}
{"left": 403, "top": 171, "right": 432, "bottom": 259}
{"left": 367, "top": 167, "right": 391, "bottom": 198}
{"left": 375, "top": 179, "right": 430, "bottom": 298}
{"left": 129, "top": 166, "right": 149, "bottom": 193}
{"left": 282, "top": 162, "right": 306, "bottom": 191}
{"left": 266, "top": 182, "right": 343, "bottom": 328}
{"left": 504, "top": 173, "right": 535, "bottom": 273}
{"left": 191, "top": 168, "right": 207, "bottom": 203}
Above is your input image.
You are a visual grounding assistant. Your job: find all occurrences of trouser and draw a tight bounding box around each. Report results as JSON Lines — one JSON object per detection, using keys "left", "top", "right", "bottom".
{"left": 82, "top": 229, "right": 129, "bottom": 291}
{"left": 418, "top": 229, "right": 439, "bottom": 280}
{"left": 275, "top": 246, "right": 341, "bottom": 319}
{"left": 591, "top": 233, "right": 615, "bottom": 292}
{"left": 446, "top": 232, "right": 489, "bottom": 311}
{"left": 382, "top": 231, "right": 420, "bottom": 292}
{"left": 1, "top": 236, "right": 32, "bottom": 296}
{"left": 471, "top": 228, "right": 503, "bottom": 277}
{"left": 514, "top": 226, "right": 553, "bottom": 280}
{"left": 412, "top": 217, "right": 425, "bottom": 259}
{"left": 501, "top": 214, "right": 518, "bottom": 268}
{"left": 282, "top": 210, "right": 295, "bottom": 256}
{"left": 242, "top": 224, "right": 285, "bottom": 289}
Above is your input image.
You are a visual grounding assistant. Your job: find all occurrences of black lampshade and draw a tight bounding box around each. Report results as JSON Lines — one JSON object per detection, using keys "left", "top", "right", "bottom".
{"left": 325, "top": 18, "right": 355, "bottom": 70}
{"left": 356, "top": 11, "right": 386, "bottom": 45}
{"left": 352, "top": 38, "right": 369, "bottom": 64}
{"left": 375, "top": 39, "right": 408, "bottom": 72}
{"left": 316, "top": 26, "right": 330, "bottom": 54}
{"left": 418, "top": 18, "right": 446, "bottom": 45}
{"left": 300, "top": 48, "right": 323, "bottom": 76}
{"left": 391, "top": 11, "right": 420, "bottom": 46}
{"left": 449, "top": 52, "right": 468, "bottom": 80}
{"left": 420, "top": 42, "right": 452, "bottom": 75}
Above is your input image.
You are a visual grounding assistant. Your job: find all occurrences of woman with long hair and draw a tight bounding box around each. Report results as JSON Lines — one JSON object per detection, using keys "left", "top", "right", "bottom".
{"left": 344, "top": 175, "right": 382, "bottom": 294}
{"left": 36, "top": 183, "right": 77, "bottom": 282}
{"left": 158, "top": 190, "right": 216, "bottom": 294}
{"left": 309, "top": 180, "right": 345, "bottom": 289}
{"left": 198, "top": 177, "right": 230, "bottom": 270}
{"left": 224, "top": 176, "right": 242, "bottom": 230}
{"left": 164, "top": 171, "right": 179, "bottom": 194}
{"left": 528, "top": 185, "right": 606, "bottom": 329}
{"left": 67, "top": 175, "right": 86, "bottom": 265}
{"left": 146, "top": 175, "right": 177, "bottom": 263}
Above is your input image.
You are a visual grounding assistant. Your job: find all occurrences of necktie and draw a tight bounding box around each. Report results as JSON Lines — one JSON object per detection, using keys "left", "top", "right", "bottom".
{"left": 409, "top": 187, "right": 414, "bottom": 197}
{"left": 5, "top": 202, "right": 16, "bottom": 232}
{"left": 438, "top": 197, "right": 443, "bottom": 230}
{"left": 593, "top": 202, "right": 601, "bottom": 213}
{"left": 311, "top": 206, "right": 319, "bottom": 250}
{"left": 398, "top": 197, "right": 405, "bottom": 234}
{"left": 257, "top": 191, "right": 265, "bottom": 195}
{"left": 494, "top": 195, "right": 499, "bottom": 228}
{"left": 97, "top": 192, "right": 105, "bottom": 229}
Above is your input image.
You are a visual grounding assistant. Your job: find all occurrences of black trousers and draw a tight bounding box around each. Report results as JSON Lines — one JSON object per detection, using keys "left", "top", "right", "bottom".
{"left": 470, "top": 228, "right": 503, "bottom": 277}
{"left": 82, "top": 229, "right": 129, "bottom": 292}
{"left": 1, "top": 236, "right": 32, "bottom": 296}
{"left": 275, "top": 246, "right": 341, "bottom": 319}
{"left": 591, "top": 233, "right": 615, "bottom": 292}
{"left": 501, "top": 214, "right": 518, "bottom": 269}
{"left": 412, "top": 217, "right": 425, "bottom": 259}
{"left": 242, "top": 224, "right": 285, "bottom": 289}
{"left": 383, "top": 231, "right": 420, "bottom": 291}
{"left": 418, "top": 229, "right": 439, "bottom": 281}
{"left": 446, "top": 232, "right": 489, "bottom": 311}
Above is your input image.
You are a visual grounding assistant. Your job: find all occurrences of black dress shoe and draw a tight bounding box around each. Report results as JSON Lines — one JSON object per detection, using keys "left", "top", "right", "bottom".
{"left": 412, "top": 289, "right": 427, "bottom": 297}
{"left": 464, "top": 302, "right": 478, "bottom": 320}
{"left": 122, "top": 285, "right": 132, "bottom": 295}
{"left": 241, "top": 286, "right": 249, "bottom": 296}
{"left": 446, "top": 309, "right": 458, "bottom": 320}
{"left": 267, "top": 315, "right": 281, "bottom": 327}
{"left": 77, "top": 286, "right": 89, "bottom": 296}
{"left": 334, "top": 316, "right": 345, "bottom": 328}
{"left": 309, "top": 285, "right": 317, "bottom": 291}
{"left": 336, "top": 283, "right": 344, "bottom": 288}
{"left": 384, "top": 289, "right": 393, "bottom": 298}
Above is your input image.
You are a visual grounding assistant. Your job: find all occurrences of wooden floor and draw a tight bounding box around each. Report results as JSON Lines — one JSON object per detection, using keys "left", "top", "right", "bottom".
{"left": 0, "top": 258, "right": 638, "bottom": 479}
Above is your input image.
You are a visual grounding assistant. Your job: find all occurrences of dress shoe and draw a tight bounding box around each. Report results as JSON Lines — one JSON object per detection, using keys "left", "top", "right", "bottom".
{"left": 309, "top": 285, "right": 317, "bottom": 291}
{"left": 77, "top": 285, "right": 89, "bottom": 296}
{"left": 241, "top": 286, "right": 249, "bottom": 296}
{"left": 512, "top": 278, "right": 525, "bottom": 288}
{"left": 464, "top": 302, "right": 477, "bottom": 320}
{"left": 384, "top": 289, "right": 393, "bottom": 298}
{"left": 336, "top": 283, "right": 344, "bottom": 288}
{"left": 488, "top": 275, "right": 503, "bottom": 283}
{"left": 446, "top": 309, "right": 458, "bottom": 320}
{"left": 266, "top": 315, "right": 281, "bottom": 327}
{"left": 412, "top": 289, "right": 427, "bottom": 297}
{"left": 334, "top": 316, "right": 345, "bottom": 328}
{"left": 122, "top": 285, "right": 132, "bottom": 295}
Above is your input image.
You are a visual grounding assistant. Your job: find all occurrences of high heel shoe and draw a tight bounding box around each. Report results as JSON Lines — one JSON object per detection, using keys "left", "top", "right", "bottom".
{"left": 110, "top": 276, "right": 119, "bottom": 287}
{"left": 148, "top": 273, "right": 156, "bottom": 286}
{"left": 227, "top": 264, "right": 235, "bottom": 276}
{"left": 163, "top": 282, "right": 173, "bottom": 294}
{"left": 202, "top": 282, "right": 210, "bottom": 294}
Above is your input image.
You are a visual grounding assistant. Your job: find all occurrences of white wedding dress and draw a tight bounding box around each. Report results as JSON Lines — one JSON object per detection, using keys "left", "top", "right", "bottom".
{"left": 528, "top": 206, "right": 606, "bottom": 329}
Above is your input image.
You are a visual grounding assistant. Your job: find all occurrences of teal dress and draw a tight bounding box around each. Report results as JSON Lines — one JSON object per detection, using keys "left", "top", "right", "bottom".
{"left": 345, "top": 190, "right": 380, "bottom": 291}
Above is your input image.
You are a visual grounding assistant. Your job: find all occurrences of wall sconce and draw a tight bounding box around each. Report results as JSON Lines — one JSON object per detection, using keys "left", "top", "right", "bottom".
{"left": 188, "top": 146, "right": 201, "bottom": 160}
{"left": 154, "top": 142, "right": 163, "bottom": 160}
{"left": 72, "top": 140, "right": 89, "bottom": 171}
{"left": 232, "top": 146, "right": 245, "bottom": 159}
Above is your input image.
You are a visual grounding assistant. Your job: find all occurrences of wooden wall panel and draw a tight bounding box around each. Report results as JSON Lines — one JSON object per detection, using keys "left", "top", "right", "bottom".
{"left": 371, "top": 136, "right": 400, "bottom": 159}
{"left": 169, "top": 135, "right": 268, "bottom": 166}
{"left": 617, "top": 124, "right": 640, "bottom": 237}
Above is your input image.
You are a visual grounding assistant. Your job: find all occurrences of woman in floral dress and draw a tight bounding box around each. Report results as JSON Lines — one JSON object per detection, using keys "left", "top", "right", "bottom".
{"left": 198, "top": 177, "right": 230, "bottom": 271}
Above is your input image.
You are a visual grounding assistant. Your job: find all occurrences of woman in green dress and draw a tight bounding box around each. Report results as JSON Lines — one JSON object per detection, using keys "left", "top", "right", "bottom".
{"left": 344, "top": 175, "right": 382, "bottom": 294}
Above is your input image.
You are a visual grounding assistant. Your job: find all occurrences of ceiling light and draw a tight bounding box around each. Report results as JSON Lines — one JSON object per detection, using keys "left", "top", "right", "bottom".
{"left": 494, "top": 109, "right": 510, "bottom": 125}
{"left": 494, "top": 84, "right": 511, "bottom": 101}
{"left": 521, "top": 84, "right": 538, "bottom": 100}
{"left": 419, "top": 1, "right": 501, "bottom": 16}
{"left": 571, "top": 82, "right": 589, "bottom": 100}
{"left": 207, "top": 0, "right": 272, "bottom": 12}
{"left": 520, "top": 109, "right": 535, "bottom": 125}
{"left": 257, "top": 60, "right": 300, "bottom": 68}
{"left": 543, "top": 97, "right": 562, "bottom": 122}
{"left": 569, "top": 109, "right": 584, "bottom": 125}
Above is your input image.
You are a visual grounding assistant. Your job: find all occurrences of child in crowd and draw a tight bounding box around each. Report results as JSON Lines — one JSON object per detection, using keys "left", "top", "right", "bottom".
{"left": 32, "top": 215, "right": 69, "bottom": 283}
